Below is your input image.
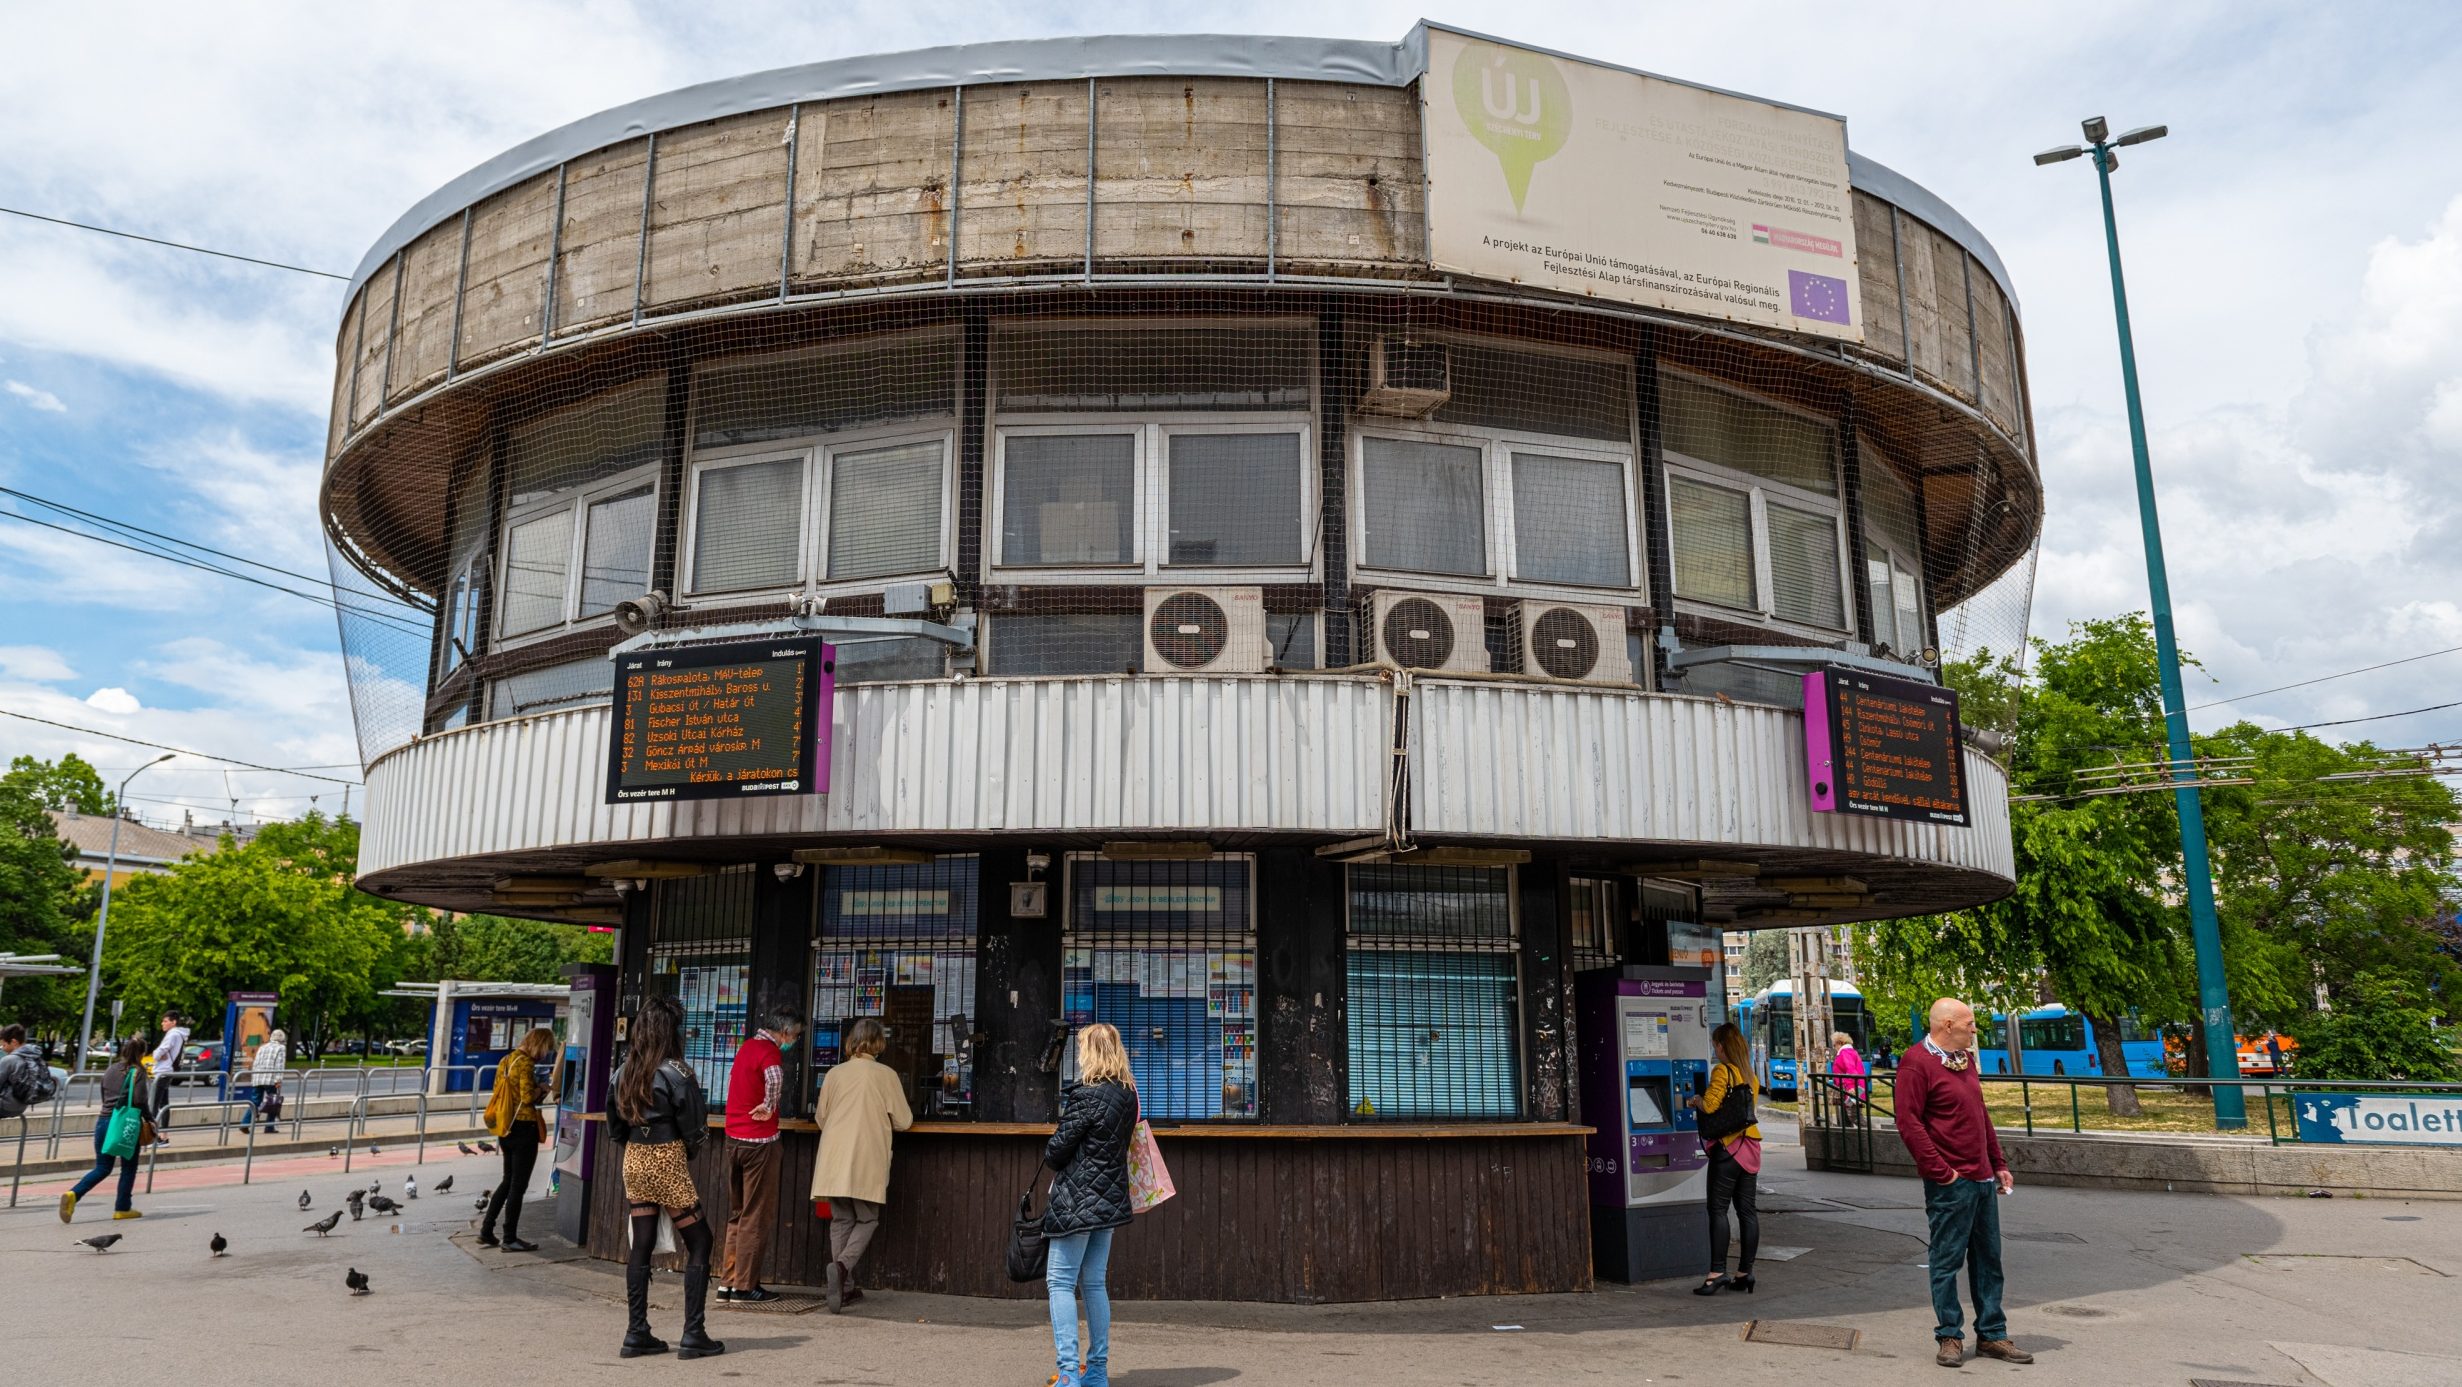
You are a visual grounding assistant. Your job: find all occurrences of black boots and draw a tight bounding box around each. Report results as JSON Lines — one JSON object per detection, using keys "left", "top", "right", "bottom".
{"left": 677, "top": 1266, "right": 726, "bottom": 1360}
{"left": 620, "top": 1264, "right": 669, "bottom": 1358}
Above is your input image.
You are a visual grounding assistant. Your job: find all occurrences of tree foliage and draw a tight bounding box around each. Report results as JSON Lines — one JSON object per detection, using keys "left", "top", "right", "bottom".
{"left": 2287, "top": 972, "right": 2460, "bottom": 1082}
{"left": 1740, "top": 929, "right": 1789, "bottom": 994}
{"left": 405, "top": 912, "right": 612, "bottom": 986}
{"left": 0, "top": 762, "right": 93, "bottom": 1034}
{"left": 3, "top": 752, "right": 111, "bottom": 814}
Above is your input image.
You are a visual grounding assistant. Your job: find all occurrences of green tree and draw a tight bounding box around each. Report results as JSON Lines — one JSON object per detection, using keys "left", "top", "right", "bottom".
{"left": 3, "top": 752, "right": 112, "bottom": 814}
{"left": 0, "top": 767, "right": 92, "bottom": 1035}
{"left": 406, "top": 912, "right": 611, "bottom": 985}
{"left": 2287, "top": 972, "right": 2460, "bottom": 1082}
{"left": 1741, "top": 929, "right": 1789, "bottom": 994}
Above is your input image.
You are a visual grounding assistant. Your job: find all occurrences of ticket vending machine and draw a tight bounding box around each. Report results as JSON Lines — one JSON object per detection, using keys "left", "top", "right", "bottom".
{"left": 1578, "top": 966, "right": 1716, "bottom": 1281}
{"left": 554, "top": 964, "right": 618, "bottom": 1245}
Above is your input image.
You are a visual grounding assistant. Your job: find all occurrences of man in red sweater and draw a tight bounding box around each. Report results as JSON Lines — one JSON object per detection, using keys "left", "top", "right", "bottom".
{"left": 718, "top": 1009, "right": 803, "bottom": 1304}
{"left": 1894, "top": 997, "right": 2034, "bottom": 1369}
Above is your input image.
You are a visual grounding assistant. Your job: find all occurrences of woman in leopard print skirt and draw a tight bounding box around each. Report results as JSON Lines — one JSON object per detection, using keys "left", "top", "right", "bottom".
{"left": 608, "top": 994, "right": 720, "bottom": 1360}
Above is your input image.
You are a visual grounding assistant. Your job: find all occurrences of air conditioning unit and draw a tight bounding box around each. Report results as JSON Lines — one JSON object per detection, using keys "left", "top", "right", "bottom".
{"left": 1520, "top": 601, "right": 1634, "bottom": 684}
{"left": 1367, "top": 589, "right": 1489, "bottom": 673}
{"left": 1361, "top": 337, "right": 1451, "bottom": 417}
{"left": 1142, "top": 587, "right": 1270, "bottom": 674}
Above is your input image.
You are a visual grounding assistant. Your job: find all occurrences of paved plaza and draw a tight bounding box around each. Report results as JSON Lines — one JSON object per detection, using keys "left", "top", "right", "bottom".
{"left": 8, "top": 1130, "right": 2456, "bottom": 1387}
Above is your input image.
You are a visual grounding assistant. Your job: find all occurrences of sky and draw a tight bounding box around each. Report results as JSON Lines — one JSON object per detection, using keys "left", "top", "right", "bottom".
{"left": 2, "top": 1, "right": 2459, "bottom": 826}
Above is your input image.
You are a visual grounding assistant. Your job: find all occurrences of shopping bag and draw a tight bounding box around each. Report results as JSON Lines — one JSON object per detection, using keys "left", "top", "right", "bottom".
{"left": 1126, "top": 1119, "right": 1176, "bottom": 1213}
{"left": 102, "top": 1073, "right": 144, "bottom": 1159}
{"left": 1730, "top": 1134, "right": 1765, "bottom": 1176}
{"left": 628, "top": 1207, "right": 679, "bottom": 1256}
{"left": 1005, "top": 1187, "right": 1049, "bottom": 1283}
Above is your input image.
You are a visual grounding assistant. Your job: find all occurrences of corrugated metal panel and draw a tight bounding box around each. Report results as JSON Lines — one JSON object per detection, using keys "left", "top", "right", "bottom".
{"left": 360, "top": 675, "right": 1393, "bottom": 876}
{"left": 1407, "top": 681, "right": 2012, "bottom": 880}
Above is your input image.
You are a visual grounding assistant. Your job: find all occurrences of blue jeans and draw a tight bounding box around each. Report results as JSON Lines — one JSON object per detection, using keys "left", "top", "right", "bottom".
{"left": 1046, "top": 1226, "right": 1115, "bottom": 1386}
{"left": 1923, "top": 1178, "right": 2006, "bottom": 1341}
{"left": 69, "top": 1115, "right": 139, "bottom": 1212}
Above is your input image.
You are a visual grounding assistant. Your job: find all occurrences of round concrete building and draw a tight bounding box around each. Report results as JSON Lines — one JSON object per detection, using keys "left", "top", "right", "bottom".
{"left": 324, "top": 26, "right": 2040, "bottom": 1300}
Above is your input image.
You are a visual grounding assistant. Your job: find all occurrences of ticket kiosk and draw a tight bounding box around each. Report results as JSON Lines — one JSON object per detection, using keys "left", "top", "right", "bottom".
{"left": 1577, "top": 966, "right": 1716, "bottom": 1281}
{"left": 555, "top": 964, "right": 618, "bottom": 1243}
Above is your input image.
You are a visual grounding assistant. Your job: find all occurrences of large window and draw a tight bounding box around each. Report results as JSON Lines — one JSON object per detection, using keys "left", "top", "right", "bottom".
{"left": 494, "top": 377, "right": 666, "bottom": 643}
{"left": 1358, "top": 433, "right": 1637, "bottom": 591}
{"left": 1063, "top": 856, "right": 1258, "bottom": 1121}
{"left": 810, "top": 857, "right": 980, "bottom": 1118}
{"left": 1859, "top": 449, "right": 1929, "bottom": 656}
{"left": 644, "top": 867, "right": 758, "bottom": 1106}
{"left": 1661, "top": 372, "right": 1846, "bottom": 631}
{"left": 682, "top": 431, "right": 952, "bottom": 598}
{"left": 1346, "top": 865, "right": 1520, "bottom": 1120}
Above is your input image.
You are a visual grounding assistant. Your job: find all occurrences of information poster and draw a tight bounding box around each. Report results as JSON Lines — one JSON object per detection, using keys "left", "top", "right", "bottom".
{"left": 606, "top": 638, "right": 833, "bottom": 803}
{"left": 1422, "top": 26, "right": 1863, "bottom": 342}
{"left": 1802, "top": 668, "right": 1968, "bottom": 825}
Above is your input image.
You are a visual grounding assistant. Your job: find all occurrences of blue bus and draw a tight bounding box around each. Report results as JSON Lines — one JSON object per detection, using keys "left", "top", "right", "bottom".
{"left": 1891, "top": 1004, "right": 2170, "bottom": 1079}
{"left": 1737, "top": 980, "right": 1868, "bottom": 1099}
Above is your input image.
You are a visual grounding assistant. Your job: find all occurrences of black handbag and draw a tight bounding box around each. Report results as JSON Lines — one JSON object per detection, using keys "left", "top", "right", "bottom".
{"left": 1696, "top": 1067, "right": 1758, "bottom": 1144}
{"left": 1005, "top": 1185, "right": 1050, "bottom": 1283}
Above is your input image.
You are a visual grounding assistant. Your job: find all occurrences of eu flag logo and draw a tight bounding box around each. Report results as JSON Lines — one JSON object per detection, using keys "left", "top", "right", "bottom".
{"left": 1789, "top": 270, "right": 1851, "bottom": 325}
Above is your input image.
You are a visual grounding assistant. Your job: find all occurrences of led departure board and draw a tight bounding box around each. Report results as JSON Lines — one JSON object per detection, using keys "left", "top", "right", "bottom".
{"left": 1801, "top": 668, "right": 1968, "bottom": 826}
{"left": 605, "top": 638, "right": 834, "bottom": 804}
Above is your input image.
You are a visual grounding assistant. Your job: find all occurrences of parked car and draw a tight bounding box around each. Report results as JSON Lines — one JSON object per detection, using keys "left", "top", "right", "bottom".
{"left": 164, "top": 1040, "right": 226, "bottom": 1085}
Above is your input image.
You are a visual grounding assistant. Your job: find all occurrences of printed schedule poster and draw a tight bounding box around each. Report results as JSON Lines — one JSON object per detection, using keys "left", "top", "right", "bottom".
{"left": 606, "top": 638, "right": 834, "bottom": 803}
{"left": 1802, "top": 667, "right": 1968, "bottom": 825}
{"left": 1421, "top": 25, "right": 1863, "bottom": 342}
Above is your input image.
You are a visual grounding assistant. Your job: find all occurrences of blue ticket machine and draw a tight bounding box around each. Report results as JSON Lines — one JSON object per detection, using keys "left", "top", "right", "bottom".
{"left": 444, "top": 997, "right": 561, "bottom": 1093}
{"left": 1578, "top": 967, "right": 1716, "bottom": 1281}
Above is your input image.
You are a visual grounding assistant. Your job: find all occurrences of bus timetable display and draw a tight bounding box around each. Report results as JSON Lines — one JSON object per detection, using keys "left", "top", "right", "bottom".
{"left": 1801, "top": 668, "right": 1968, "bottom": 825}
{"left": 605, "top": 638, "right": 834, "bottom": 803}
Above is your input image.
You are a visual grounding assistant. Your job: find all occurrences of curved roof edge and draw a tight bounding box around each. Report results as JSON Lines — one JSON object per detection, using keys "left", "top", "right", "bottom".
{"left": 347, "top": 27, "right": 2017, "bottom": 312}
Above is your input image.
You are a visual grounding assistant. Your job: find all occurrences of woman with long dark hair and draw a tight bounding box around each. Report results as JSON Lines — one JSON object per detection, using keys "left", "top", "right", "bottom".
{"left": 608, "top": 996, "right": 720, "bottom": 1359}
{"left": 1684, "top": 1020, "right": 1763, "bottom": 1294}
{"left": 60, "top": 1037, "right": 150, "bottom": 1223}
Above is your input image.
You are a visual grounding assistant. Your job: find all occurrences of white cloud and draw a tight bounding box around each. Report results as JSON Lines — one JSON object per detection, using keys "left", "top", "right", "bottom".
{"left": 0, "top": 644, "right": 74, "bottom": 680}
{"left": 84, "top": 686, "right": 141, "bottom": 715}
{"left": 5, "top": 379, "right": 66, "bottom": 412}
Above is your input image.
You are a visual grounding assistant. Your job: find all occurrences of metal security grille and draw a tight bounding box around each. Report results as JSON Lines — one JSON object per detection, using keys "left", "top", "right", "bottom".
{"left": 1345, "top": 865, "right": 1520, "bottom": 1120}
{"left": 1568, "top": 876, "right": 1621, "bottom": 975}
{"left": 646, "top": 865, "right": 758, "bottom": 1101}
{"left": 810, "top": 855, "right": 980, "bottom": 1118}
{"left": 1063, "top": 854, "right": 1258, "bottom": 1121}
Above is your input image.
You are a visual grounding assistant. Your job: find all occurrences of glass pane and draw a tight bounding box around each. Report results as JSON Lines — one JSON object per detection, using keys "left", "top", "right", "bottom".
{"left": 1767, "top": 502, "right": 1844, "bottom": 628}
{"left": 1063, "top": 858, "right": 1258, "bottom": 1120}
{"left": 1167, "top": 432, "right": 1304, "bottom": 566}
{"left": 499, "top": 510, "right": 571, "bottom": 635}
{"left": 1893, "top": 560, "right": 1925, "bottom": 653}
{"left": 1361, "top": 436, "right": 1486, "bottom": 576}
{"left": 1661, "top": 374, "right": 1836, "bottom": 496}
{"left": 833, "top": 636, "right": 947, "bottom": 683}
{"left": 1265, "top": 612, "right": 1317, "bottom": 669}
{"left": 484, "top": 656, "right": 611, "bottom": 718}
{"left": 987, "top": 613, "right": 1143, "bottom": 676}
{"left": 690, "top": 457, "right": 804, "bottom": 594}
{"left": 694, "top": 335, "right": 956, "bottom": 448}
{"left": 1511, "top": 452, "right": 1629, "bottom": 586}
{"left": 995, "top": 325, "right": 1310, "bottom": 412}
{"left": 1001, "top": 434, "right": 1135, "bottom": 566}
{"left": 829, "top": 439, "right": 946, "bottom": 580}
{"left": 810, "top": 857, "right": 979, "bottom": 1116}
{"left": 1866, "top": 552, "right": 1898, "bottom": 648}
{"left": 1668, "top": 475, "right": 1754, "bottom": 609}
{"left": 1433, "top": 340, "right": 1632, "bottom": 442}
{"left": 506, "top": 376, "right": 667, "bottom": 508}
{"left": 577, "top": 485, "right": 655, "bottom": 617}
{"left": 1345, "top": 864, "right": 1519, "bottom": 1120}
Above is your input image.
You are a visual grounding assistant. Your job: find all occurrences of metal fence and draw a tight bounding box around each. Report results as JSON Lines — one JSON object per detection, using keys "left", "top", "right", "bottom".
{"left": 7, "top": 1063, "right": 537, "bottom": 1208}
{"left": 1797, "top": 1066, "right": 2462, "bottom": 1150}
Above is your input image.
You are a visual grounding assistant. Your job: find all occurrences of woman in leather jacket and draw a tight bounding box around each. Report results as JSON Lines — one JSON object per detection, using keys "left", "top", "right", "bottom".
{"left": 608, "top": 995, "right": 721, "bottom": 1360}
{"left": 1043, "top": 1022, "right": 1140, "bottom": 1387}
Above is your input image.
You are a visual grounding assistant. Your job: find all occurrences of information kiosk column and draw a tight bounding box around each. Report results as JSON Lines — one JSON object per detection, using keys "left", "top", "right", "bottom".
{"left": 555, "top": 964, "right": 617, "bottom": 1244}
{"left": 1577, "top": 966, "right": 1715, "bottom": 1281}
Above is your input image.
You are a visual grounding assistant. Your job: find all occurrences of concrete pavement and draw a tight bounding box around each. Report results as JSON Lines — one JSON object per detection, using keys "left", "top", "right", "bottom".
{"left": 5, "top": 1130, "right": 2457, "bottom": 1387}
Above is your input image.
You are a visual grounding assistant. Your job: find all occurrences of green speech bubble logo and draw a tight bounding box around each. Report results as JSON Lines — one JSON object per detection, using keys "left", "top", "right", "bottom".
{"left": 1451, "top": 41, "right": 1570, "bottom": 214}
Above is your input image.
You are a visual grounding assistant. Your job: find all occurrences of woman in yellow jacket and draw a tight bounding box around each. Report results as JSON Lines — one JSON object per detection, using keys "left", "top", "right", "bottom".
{"left": 809, "top": 1018, "right": 913, "bottom": 1312}
{"left": 480, "top": 1027, "right": 557, "bottom": 1252}
{"left": 1684, "top": 1021, "right": 1762, "bottom": 1294}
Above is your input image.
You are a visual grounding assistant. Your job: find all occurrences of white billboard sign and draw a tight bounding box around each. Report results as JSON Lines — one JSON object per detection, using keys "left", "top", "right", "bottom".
{"left": 1423, "top": 27, "right": 1864, "bottom": 343}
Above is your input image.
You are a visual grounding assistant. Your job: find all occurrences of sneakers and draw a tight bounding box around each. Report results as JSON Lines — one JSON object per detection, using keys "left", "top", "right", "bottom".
{"left": 500, "top": 1238, "right": 539, "bottom": 1253}
{"left": 1936, "top": 1338, "right": 1964, "bottom": 1368}
{"left": 113, "top": 1209, "right": 144, "bottom": 1220}
{"left": 1975, "top": 1340, "right": 2035, "bottom": 1364}
{"left": 58, "top": 1191, "right": 76, "bottom": 1223}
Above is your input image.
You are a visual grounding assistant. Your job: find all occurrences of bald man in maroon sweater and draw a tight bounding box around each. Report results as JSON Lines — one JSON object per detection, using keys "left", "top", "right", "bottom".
{"left": 1894, "top": 998, "right": 2034, "bottom": 1368}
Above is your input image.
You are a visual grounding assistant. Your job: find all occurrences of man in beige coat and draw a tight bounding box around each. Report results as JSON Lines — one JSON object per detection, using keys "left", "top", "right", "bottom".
{"left": 810, "top": 1018, "right": 914, "bottom": 1312}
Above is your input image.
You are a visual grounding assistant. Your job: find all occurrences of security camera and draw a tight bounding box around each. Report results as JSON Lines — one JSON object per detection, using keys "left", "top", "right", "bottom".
{"left": 1025, "top": 851, "right": 1051, "bottom": 877}
{"left": 614, "top": 591, "right": 670, "bottom": 636}
{"left": 773, "top": 862, "right": 805, "bottom": 882}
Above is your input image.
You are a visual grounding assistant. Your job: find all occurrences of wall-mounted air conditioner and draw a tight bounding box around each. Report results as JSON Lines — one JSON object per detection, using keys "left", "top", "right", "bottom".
{"left": 1142, "top": 587, "right": 1270, "bottom": 674}
{"left": 1367, "top": 589, "right": 1489, "bottom": 673}
{"left": 1519, "top": 601, "right": 1634, "bottom": 685}
{"left": 1361, "top": 337, "right": 1451, "bottom": 417}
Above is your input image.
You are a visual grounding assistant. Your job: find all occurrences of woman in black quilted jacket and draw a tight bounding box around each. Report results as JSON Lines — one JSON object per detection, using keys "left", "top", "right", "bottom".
{"left": 1042, "top": 1022, "right": 1139, "bottom": 1387}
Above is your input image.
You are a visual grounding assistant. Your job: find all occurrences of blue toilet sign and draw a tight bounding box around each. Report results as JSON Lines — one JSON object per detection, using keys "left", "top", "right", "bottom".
{"left": 2295, "top": 1092, "right": 2462, "bottom": 1146}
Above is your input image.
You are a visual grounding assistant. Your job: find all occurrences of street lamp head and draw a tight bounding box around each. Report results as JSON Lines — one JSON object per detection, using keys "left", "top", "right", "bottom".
{"left": 2033, "top": 145, "right": 2087, "bottom": 166}
{"left": 150, "top": 753, "right": 175, "bottom": 764}
{"left": 2081, "top": 115, "right": 2110, "bottom": 144}
{"left": 2113, "top": 124, "right": 2169, "bottom": 148}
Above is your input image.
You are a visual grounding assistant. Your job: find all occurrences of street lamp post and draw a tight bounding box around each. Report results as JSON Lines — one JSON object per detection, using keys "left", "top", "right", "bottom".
{"left": 2036, "top": 118, "right": 2246, "bottom": 1129}
{"left": 74, "top": 753, "right": 175, "bottom": 1074}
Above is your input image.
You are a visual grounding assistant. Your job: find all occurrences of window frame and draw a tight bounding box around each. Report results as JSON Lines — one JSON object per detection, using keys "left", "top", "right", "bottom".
{"left": 1864, "top": 539, "right": 1928, "bottom": 655}
{"left": 1350, "top": 421, "right": 1642, "bottom": 601}
{"left": 1655, "top": 367, "right": 1851, "bottom": 638}
{"left": 491, "top": 461, "right": 661, "bottom": 647}
{"left": 677, "top": 423, "right": 959, "bottom": 603}
{"left": 1341, "top": 862, "right": 1526, "bottom": 1122}
{"left": 986, "top": 415, "right": 1318, "bottom": 582}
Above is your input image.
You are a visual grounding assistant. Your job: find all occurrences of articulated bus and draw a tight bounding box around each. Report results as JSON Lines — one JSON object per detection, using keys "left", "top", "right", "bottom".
{"left": 1941, "top": 1005, "right": 2171, "bottom": 1079}
{"left": 1737, "top": 980, "right": 1869, "bottom": 1099}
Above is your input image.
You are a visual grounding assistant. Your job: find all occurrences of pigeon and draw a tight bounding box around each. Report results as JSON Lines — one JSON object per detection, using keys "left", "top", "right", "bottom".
{"left": 433, "top": 1175, "right": 454, "bottom": 1195}
{"left": 367, "top": 1195, "right": 401, "bottom": 1215}
{"left": 477, "top": 1140, "right": 496, "bottom": 1154}
{"left": 305, "top": 1211, "right": 343, "bottom": 1237}
{"left": 404, "top": 1174, "right": 418, "bottom": 1200}
{"left": 368, "top": 1178, "right": 382, "bottom": 1195}
{"left": 345, "top": 1268, "right": 371, "bottom": 1296}
{"left": 347, "top": 1189, "right": 366, "bottom": 1220}
{"left": 80, "top": 1234, "right": 122, "bottom": 1253}
{"left": 299, "top": 1190, "right": 313, "bottom": 1210}
{"left": 473, "top": 1196, "right": 487, "bottom": 1212}
{"left": 327, "top": 1145, "right": 339, "bottom": 1157}
{"left": 209, "top": 1232, "right": 228, "bottom": 1258}
{"left": 457, "top": 1142, "right": 477, "bottom": 1156}
{"left": 369, "top": 1145, "right": 382, "bottom": 1156}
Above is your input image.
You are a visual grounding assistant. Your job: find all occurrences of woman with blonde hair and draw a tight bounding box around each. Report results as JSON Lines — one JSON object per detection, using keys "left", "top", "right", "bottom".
{"left": 1042, "top": 1022, "right": 1140, "bottom": 1387}
{"left": 810, "top": 1016, "right": 914, "bottom": 1312}
{"left": 479, "top": 1026, "right": 559, "bottom": 1253}
{"left": 1830, "top": 1029, "right": 1869, "bottom": 1109}
{"left": 1684, "top": 1020, "right": 1763, "bottom": 1295}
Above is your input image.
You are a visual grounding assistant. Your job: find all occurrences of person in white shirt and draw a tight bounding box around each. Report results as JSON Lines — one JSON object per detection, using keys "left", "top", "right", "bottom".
{"left": 147, "top": 1014, "right": 188, "bottom": 1143}
{"left": 248, "top": 1029, "right": 289, "bottom": 1134}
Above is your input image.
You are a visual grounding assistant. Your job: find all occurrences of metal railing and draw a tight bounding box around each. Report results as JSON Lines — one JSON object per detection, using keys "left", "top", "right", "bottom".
{"left": 1796, "top": 1066, "right": 2462, "bottom": 1147}
{"left": 7, "top": 1061, "right": 519, "bottom": 1206}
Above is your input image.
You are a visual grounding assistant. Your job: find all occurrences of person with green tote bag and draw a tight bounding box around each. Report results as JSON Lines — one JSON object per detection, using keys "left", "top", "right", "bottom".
{"left": 62, "top": 1038, "right": 152, "bottom": 1222}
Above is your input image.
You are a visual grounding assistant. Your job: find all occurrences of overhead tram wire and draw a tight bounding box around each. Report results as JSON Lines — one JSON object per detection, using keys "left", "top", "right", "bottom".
{"left": 0, "top": 485, "right": 388, "bottom": 601}
{"left": 2186, "top": 642, "right": 2462, "bottom": 713}
{"left": 0, "top": 205, "right": 350, "bottom": 280}
{"left": 0, "top": 708, "right": 362, "bottom": 785}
